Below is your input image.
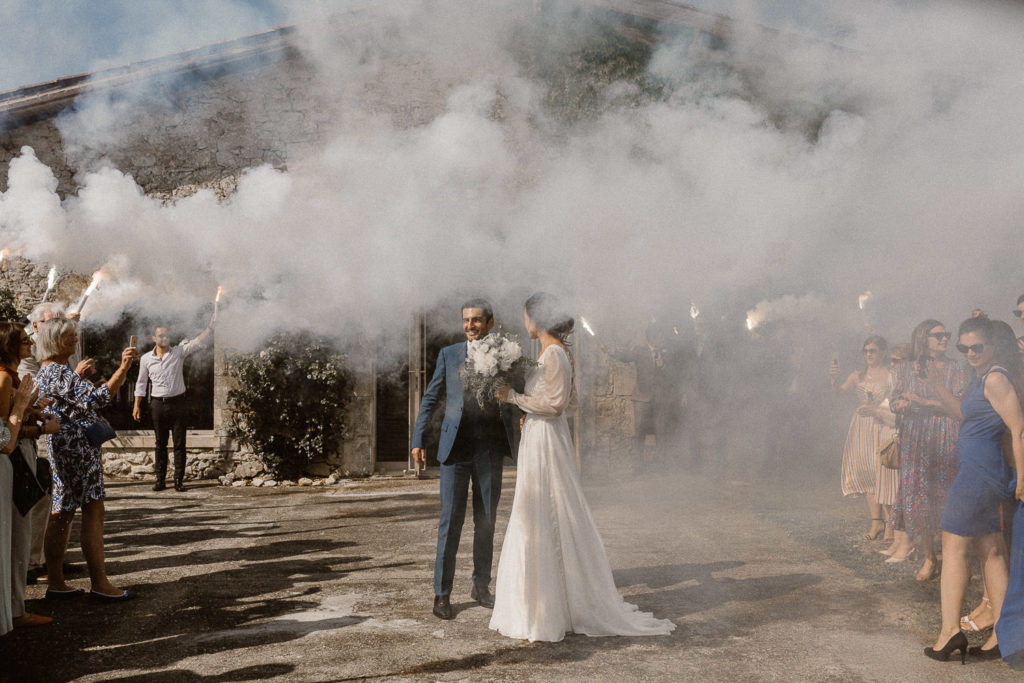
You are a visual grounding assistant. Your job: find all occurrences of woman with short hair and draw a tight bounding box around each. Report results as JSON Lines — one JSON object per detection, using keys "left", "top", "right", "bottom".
{"left": 33, "top": 317, "right": 138, "bottom": 602}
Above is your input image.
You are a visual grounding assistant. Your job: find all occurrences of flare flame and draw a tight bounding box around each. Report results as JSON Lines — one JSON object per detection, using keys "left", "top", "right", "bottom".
{"left": 84, "top": 270, "right": 103, "bottom": 296}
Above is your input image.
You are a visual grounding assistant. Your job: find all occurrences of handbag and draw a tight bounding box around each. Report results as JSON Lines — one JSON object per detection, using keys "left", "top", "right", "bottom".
{"left": 84, "top": 418, "right": 117, "bottom": 448}
{"left": 9, "top": 445, "right": 45, "bottom": 516}
{"left": 879, "top": 432, "right": 900, "bottom": 469}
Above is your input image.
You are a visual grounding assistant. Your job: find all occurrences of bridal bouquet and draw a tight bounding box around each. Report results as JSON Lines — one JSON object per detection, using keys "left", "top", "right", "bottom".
{"left": 460, "top": 332, "right": 535, "bottom": 408}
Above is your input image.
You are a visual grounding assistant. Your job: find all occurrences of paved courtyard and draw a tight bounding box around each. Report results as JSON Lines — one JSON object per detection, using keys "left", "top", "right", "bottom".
{"left": 1, "top": 467, "right": 1018, "bottom": 682}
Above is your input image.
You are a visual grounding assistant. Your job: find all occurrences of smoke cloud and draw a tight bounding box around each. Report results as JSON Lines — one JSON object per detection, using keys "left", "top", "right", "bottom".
{"left": 1, "top": 0, "right": 1023, "bottom": 360}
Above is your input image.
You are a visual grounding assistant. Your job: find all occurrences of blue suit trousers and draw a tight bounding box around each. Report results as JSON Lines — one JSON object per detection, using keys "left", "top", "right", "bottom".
{"left": 434, "top": 442, "right": 504, "bottom": 596}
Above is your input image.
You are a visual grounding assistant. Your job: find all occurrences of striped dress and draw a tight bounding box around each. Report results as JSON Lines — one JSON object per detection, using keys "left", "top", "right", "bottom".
{"left": 874, "top": 389, "right": 900, "bottom": 506}
{"left": 840, "top": 380, "right": 889, "bottom": 496}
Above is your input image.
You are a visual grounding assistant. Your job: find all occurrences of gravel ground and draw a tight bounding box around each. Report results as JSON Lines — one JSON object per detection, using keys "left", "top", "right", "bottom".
{"left": 0, "top": 467, "right": 1017, "bottom": 682}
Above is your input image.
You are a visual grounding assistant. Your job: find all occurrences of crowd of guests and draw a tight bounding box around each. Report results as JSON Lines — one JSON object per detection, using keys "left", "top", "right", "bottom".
{"left": 832, "top": 294, "right": 1024, "bottom": 667}
{"left": 0, "top": 303, "right": 139, "bottom": 636}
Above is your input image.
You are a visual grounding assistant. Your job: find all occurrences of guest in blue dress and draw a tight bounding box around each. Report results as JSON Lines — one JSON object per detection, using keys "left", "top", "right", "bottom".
{"left": 925, "top": 317, "right": 1024, "bottom": 663}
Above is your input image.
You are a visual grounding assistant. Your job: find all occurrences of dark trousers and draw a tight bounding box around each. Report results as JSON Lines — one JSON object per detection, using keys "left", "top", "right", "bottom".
{"left": 434, "top": 443, "right": 503, "bottom": 596}
{"left": 151, "top": 395, "right": 187, "bottom": 485}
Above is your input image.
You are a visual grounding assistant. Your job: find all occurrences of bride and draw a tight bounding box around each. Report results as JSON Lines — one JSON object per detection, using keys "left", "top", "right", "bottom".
{"left": 490, "top": 292, "right": 675, "bottom": 642}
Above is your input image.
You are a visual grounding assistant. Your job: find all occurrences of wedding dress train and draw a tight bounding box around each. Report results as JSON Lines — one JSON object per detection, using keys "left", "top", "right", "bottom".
{"left": 489, "top": 344, "right": 675, "bottom": 642}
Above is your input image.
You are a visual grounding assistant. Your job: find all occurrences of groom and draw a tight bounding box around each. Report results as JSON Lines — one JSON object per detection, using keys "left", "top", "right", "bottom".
{"left": 411, "top": 299, "right": 519, "bottom": 620}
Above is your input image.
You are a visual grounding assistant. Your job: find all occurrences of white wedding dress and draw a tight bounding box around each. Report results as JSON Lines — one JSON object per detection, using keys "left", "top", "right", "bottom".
{"left": 489, "top": 344, "right": 675, "bottom": 642}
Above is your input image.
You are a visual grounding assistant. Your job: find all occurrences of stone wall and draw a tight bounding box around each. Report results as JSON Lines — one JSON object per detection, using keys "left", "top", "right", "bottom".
{"left": 1, "top": 25, "right": 645, "bottom": 479}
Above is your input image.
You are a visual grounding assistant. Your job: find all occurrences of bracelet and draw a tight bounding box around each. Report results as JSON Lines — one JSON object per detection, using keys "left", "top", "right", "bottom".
{"left": 9, "top": 415, "right": 22, "bottom": 427}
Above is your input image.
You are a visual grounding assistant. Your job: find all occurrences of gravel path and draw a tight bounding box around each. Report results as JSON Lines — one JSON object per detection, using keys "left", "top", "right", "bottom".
{"left": 1, "top": 468, "right": 1016, "bottom": 681}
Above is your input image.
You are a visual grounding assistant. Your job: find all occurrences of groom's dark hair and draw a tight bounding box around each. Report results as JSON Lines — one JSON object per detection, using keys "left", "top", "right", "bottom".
{"left": 461, "top": 298, "right": 493, "bottom": 322}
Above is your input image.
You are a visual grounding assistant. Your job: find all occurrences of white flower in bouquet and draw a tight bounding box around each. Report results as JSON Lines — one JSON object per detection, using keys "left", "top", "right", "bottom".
{"left": 460, "top": 332, "right": 536, "bottom": 408}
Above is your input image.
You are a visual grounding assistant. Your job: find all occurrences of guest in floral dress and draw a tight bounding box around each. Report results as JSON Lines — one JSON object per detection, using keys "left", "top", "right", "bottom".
{"left": 889, "top": 320, "right": 970, "bottom": 582}
{"left": 34, "top": 318, "right": 138, "bottom": 602}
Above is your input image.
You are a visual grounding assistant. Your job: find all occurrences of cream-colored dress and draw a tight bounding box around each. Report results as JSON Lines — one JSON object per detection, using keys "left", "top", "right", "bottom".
{"left": 489, "top": 345, "right": 675, "bottom": 642}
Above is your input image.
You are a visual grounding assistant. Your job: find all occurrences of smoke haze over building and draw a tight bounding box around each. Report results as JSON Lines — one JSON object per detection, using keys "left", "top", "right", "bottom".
{"left": 0, "top": 0, "right": 1022, "bottom": 359}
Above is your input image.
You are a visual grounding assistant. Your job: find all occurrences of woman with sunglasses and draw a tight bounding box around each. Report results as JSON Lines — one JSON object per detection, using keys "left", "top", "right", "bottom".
{"left": 924, "top": 317, "right": 1024, "bottom": 663}
{"left": 831, "top": 335, "right": 893, "bottom": 542}
{"left": 889, "top": 320, "right": 970, "bottom": 582}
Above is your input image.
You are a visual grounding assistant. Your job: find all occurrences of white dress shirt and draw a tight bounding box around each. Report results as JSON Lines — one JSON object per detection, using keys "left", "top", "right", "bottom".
{"left": 134, "top": 337, "right": 204, "bottom": 399}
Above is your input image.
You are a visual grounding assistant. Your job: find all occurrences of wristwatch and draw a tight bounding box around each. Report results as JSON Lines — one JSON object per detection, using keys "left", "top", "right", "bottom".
{"left": 9, "top": 415, "right": 22, "bottom": 427}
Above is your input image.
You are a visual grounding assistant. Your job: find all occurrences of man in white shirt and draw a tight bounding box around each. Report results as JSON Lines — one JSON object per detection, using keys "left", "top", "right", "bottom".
{"left": 132, "top": 313, "right": 215, "bottom": 491}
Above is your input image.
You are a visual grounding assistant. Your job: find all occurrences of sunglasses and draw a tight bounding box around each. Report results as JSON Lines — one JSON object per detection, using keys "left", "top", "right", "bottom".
{"left": 1014, "top": 309, "right": 1023, "bottom": 318}
{"left": 863, "top": 347, "right": 879, "bottom": 353}
{"left": 956, "top": 343, "right": 985, "bottom": 354}
{"left": 928, "top": 332, "right": 951, "bottom": 341}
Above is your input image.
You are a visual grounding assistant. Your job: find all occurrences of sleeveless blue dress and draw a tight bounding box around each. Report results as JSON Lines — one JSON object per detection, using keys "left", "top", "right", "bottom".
{"left": 992, "top": 364, "right": 1024, "bottom": 668}
{"left": 938, "top": 365, "right": 1013, "bottom": 537}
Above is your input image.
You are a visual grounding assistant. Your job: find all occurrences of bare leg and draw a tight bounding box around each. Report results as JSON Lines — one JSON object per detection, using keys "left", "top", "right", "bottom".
{"left": 962, "top": 583, "right": 994, "bottom": 631}
{"left": 80, "top": 499, "right": 122, "bottom": 595}
{"left": 918, "top": 533, "right": 939, "bottom": 581}
{"left": 975, "top": 533, "right": 1009, "bottom": 650}
{"left": 43, "top": 511, "right": 75, "bottom": 591}
{"left": 882, "top": 505, "right": 894, "bottom": 543}
{"left": 886, "top": 531, "right": 915, "bottom": 560}
{"left": 865, "top": 493, "right": 885, "bottom": 539}
{"left": 933, "top": 531, "right": 971, "bottom": 650}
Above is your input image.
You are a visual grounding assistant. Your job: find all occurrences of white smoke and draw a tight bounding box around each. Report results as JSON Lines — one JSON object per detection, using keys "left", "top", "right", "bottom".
{"left": 0, "top": 0, "right": 1022, "bottom": 355}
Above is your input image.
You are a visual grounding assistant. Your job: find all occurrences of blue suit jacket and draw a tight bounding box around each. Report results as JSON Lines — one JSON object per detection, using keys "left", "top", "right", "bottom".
{"left": 411, "top": 341, "right": 518, "bottom": 464}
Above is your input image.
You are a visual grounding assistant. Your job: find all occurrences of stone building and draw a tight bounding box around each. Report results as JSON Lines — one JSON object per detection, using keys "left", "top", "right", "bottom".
{"left": 0, "top": 2, "right": 741, "bottom": 481}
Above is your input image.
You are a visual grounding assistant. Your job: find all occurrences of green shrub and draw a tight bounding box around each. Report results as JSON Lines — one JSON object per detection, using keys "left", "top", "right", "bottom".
{"left": 226, "top": 332, "right": 354, "bottom": 479}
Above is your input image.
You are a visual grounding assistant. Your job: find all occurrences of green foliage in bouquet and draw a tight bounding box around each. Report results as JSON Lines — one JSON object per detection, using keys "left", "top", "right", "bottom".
{"left": 459, "top": 332, "right": 537, "bottom": 409}
{"left": 226, "top": 332, "right": 353, "bottom": 479}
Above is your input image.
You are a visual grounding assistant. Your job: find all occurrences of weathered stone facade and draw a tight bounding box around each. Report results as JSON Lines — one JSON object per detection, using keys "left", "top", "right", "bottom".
{"left": 0, "top": 23, "right": 658, "bottom": 479}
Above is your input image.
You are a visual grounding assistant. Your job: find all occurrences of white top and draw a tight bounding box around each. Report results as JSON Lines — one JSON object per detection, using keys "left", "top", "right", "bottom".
{"left": 507, "top": 345, "right": 578, "bottom": 417}
{"left": 134, "top": 337, "right": 203, "bottom": 398}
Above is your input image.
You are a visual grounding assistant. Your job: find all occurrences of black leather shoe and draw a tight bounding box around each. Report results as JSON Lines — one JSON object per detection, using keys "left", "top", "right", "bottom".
{"left": 152, "top": 482, "right": 166, "bottom": 491}
{"left": 433, "top": 595, "right": 453, "bottom": 620}
{"left": 174, "top": 482, "right": 186, "bottom": 492}
{"left": 968, "top": 644, "right": 1002, "bottom": 660}
{"left": 471, "top": 584, "right": 495, "bottom": 609}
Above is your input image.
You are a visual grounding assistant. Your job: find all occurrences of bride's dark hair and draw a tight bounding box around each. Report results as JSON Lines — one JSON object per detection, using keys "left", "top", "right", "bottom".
{"left": 524, "top": 292, "right": 574, "bottom": 345}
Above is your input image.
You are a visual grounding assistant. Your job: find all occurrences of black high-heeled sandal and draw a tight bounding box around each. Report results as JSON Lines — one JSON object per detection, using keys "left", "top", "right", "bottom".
{"left": 967, "top": 644, "right": 1001, "bottom": 660}
{"left": 865, "top": 518, "right": 886, "bottom": 540}
{"left": 924, "top": 632, "right": 968, "bottom": 664}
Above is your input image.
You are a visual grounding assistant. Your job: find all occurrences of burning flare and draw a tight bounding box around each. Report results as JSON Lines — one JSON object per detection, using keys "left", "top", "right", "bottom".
{"left": 215, "top": 285, "right": 223, "bottom": 303}
{"left": 84, "top": 271, "right": 103, "bottom": 296}
{"left": 0, "top": 248, "right": 10, "bottom": 263}
{"left": 690, "top": 301, "right": 700, "bottom": 320}
{"left": 579, "top": 317, "right": 596, "bottom": 337}
{"left": 858, "top": 290, "right": 873, "bottom": 311}
{"left": 72, "top": 270, "right": 104, "bottom": 314}
{"left": 41, "top": 266, "right": 58, "bottom": 302}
